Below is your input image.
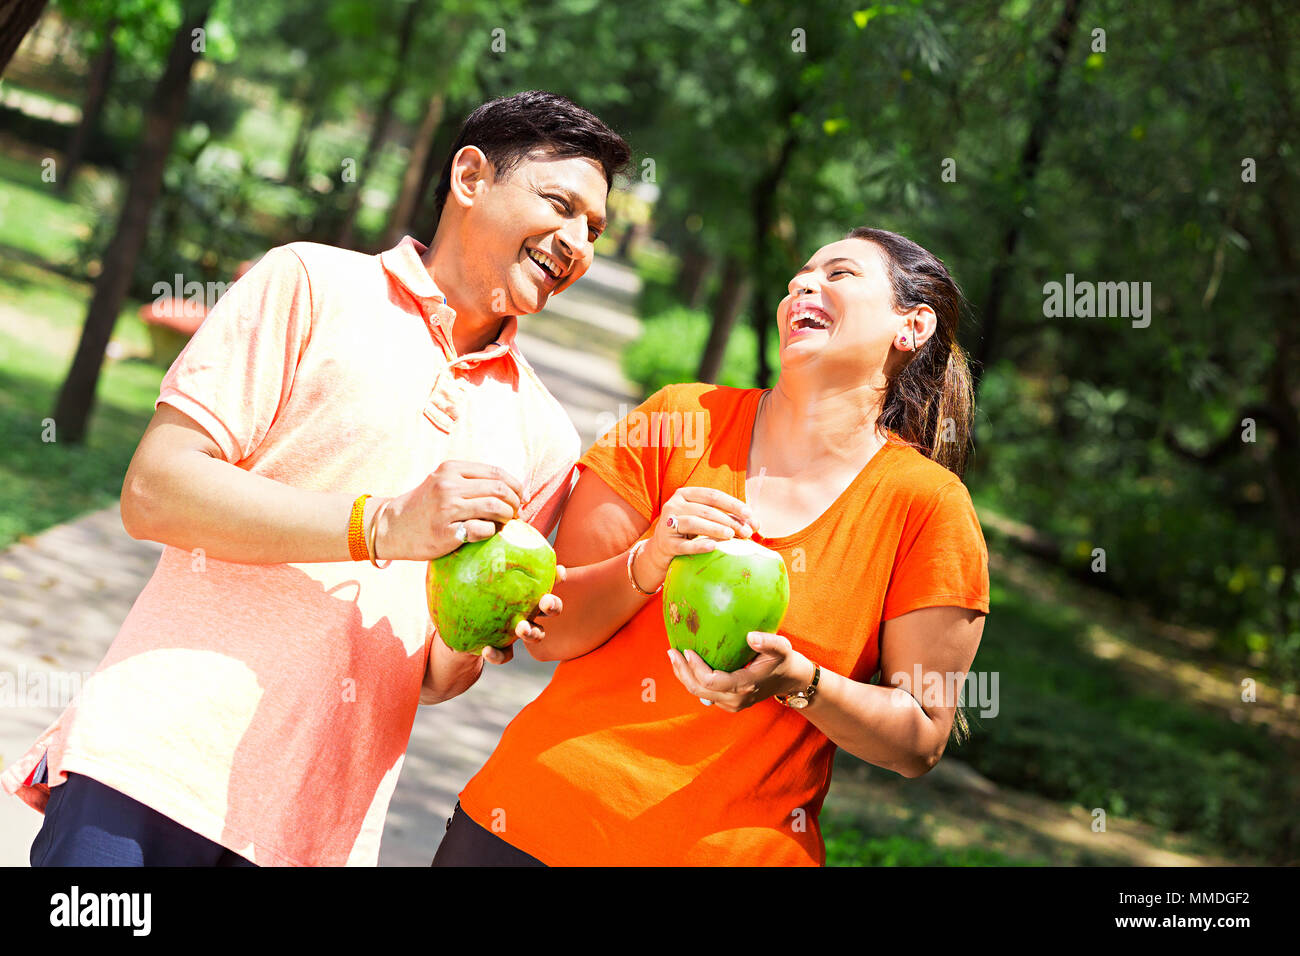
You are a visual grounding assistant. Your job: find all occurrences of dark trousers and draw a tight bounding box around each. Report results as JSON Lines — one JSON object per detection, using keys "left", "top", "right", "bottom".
{"left": 431, "top": 802, "right": 545, "bottom": 866}
{"left": 30, "top": 772, "right": 257, "bottom": 867}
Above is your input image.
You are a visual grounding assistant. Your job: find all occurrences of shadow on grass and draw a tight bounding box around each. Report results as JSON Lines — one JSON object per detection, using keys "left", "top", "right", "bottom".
{"left": 945, "top": 574, "right": 1300, "bottom": 864}
{"left": 0, "top": 362, "right": 153, "bottom": 548}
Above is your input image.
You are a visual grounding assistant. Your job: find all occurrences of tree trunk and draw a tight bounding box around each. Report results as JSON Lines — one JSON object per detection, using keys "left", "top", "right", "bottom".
{"left": 384, "top": 91, "right": 444, "bottom": 247}
{"left": 674, "top": 238, "right": 712, "bottom": 308}
{"left": 750, "top": 112, "right": 801, "bottom": 388}
{"left": 284, "top": 96, "right": 322, "bottom": 189}
{"left": 336, "top": 0, "right": 425, "bottom": 248}
{"left": 52, "top": 1, "right": 212, "bottom": 445}
{"left": 972, "top": 0, "right": 1085, "bottom": 389}
{"left": 697, "top": 255, "right": 750, "bottom": 383}
{"left": 0, "top": 0, "right": 47, "bottom": 76}
{"left": 58, "top": 15, "right": 118, "bottom": 194}
{"left": 411, "top": 104, "right": 464, "bottom": 242}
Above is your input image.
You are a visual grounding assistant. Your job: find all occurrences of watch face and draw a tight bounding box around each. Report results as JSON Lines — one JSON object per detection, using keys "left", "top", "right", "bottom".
{"left": 789, "top": 695, "right": 809, "bottom": 710}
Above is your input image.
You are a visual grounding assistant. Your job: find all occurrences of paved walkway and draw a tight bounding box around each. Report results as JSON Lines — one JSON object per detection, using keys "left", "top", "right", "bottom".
{"left": 0, "top": 254, "right": 643, "bottom": 866}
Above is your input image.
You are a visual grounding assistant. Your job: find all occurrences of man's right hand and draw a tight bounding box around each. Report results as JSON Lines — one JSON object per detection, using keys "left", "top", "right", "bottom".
{"left": 376, "top": 460, "right": 525, "bottom": 561}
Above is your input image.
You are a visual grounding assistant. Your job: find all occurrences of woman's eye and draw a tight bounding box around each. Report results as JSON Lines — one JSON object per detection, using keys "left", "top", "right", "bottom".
{"left": 548, "top": 195, "right": 570, "bottom": 214}
{"left": 830, "top": 269, "right": 853, "bottom": 278}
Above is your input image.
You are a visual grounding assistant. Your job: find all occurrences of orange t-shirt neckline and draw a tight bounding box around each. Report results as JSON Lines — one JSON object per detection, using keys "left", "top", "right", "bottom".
{"left": 727, "top": 388, "right": 902, "bottom": 550}
{"left": 458, "top": 383, "right": 989, "bottom": 866}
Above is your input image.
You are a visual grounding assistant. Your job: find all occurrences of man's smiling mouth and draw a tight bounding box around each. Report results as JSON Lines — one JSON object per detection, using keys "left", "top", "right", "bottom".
{"left": 526, "top": 247, "right": 564, "bottom": 281}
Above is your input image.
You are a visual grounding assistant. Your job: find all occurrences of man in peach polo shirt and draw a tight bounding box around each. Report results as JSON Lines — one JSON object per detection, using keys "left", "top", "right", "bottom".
{"left": 3, "top": 91, "right": 631, "bottom": 866}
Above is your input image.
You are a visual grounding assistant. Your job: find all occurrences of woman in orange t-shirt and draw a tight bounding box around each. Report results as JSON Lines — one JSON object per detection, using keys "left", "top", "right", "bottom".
{"left": 437, "top": 227, "right": 990, "bottom": 866}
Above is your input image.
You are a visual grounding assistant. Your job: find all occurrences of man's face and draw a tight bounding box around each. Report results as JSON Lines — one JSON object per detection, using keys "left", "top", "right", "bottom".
{"left": 462, "top": 151, "right": 609, "bottom": 316}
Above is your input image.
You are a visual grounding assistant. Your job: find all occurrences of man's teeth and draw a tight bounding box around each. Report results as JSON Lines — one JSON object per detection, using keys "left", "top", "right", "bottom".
{"left": 527, "top": 248, "right": 561, "bottom": 278}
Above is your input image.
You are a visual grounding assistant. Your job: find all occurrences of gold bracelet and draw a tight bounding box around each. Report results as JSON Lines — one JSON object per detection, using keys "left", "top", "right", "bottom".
{"left": 367, "top": 497, "right": 393, "bottom": 569}
{"left": 347, "top": 494, "right": 371, "bottom": 561}
{"left": 626, "top": 539, "right": 661, "bottom": 595}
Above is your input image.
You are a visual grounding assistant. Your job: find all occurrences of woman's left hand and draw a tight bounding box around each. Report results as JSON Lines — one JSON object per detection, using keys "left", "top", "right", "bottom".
{"left": 666, "top": 631, "right": 812, "bottom": 712}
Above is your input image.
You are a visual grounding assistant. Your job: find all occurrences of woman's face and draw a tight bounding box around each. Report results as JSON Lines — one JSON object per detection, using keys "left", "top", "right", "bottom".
{"left": 775, "top": 237, "right": 924, "bottom": 374}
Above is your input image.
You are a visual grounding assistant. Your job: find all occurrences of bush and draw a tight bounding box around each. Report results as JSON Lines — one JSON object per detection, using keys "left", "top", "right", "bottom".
{"left": 622, "top": 305, "right": 765, "bottom": 395}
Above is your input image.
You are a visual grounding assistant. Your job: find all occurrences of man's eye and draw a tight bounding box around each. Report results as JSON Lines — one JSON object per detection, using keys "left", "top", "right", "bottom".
{"left": 830, "top": 269, "right": 853, "bottom": 278}
{"left": 548, "top": 195, "right": 571, "bottom": 214}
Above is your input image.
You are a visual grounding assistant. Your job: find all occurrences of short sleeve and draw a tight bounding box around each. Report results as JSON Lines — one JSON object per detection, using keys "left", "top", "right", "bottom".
{"left": 577, "top": 385, "right": 679, "bottom": 522}
{"left": 156, "top": 245, "right": 313, "bottom": 464}
{"left": 882, "top": 479, "right": 990, "bottom": 621}
{"left": 522, "top": 462, "right": 580, "bottom": 539}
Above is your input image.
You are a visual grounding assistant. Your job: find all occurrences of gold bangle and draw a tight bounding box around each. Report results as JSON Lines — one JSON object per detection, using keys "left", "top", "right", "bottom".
{"left": 367, "top": 497, "right": 393, "bottom": 569}
{"left": 626, "top": 539, "right": 661, "bottom": 595}
{"left": 347, "top": 494, "right": 371, "bottom": 561}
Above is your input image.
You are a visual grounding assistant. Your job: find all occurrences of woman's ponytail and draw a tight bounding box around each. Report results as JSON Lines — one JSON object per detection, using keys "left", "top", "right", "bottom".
{"left": 849, "top": 227, "right": 975, "bottom": 477}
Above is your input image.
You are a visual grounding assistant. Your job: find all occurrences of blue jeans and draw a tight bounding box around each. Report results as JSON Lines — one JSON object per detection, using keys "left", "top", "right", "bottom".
{"left": 30, "top": 771, "right": 256, "bottom": 867}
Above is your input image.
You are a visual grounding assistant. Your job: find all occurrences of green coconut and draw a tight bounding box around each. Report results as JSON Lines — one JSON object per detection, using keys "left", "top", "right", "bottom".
{"left": 662, "top": 537, "right": 790, "bottom": 672}
{"left": 426, "top": 519, "right": 557, "bottom": 653}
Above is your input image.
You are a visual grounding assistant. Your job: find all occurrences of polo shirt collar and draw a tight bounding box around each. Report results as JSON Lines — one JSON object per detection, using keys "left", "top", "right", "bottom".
{"left": 379, "top": 235, "right": 448, "bottom": 317}
{"left": 379, "top": 234, "right": 523, "bottom": 364}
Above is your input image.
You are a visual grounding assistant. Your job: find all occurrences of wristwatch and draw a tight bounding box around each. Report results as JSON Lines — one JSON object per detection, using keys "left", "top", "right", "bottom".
{"left": 776, "top": 662, "right": 820, "bottom": 710}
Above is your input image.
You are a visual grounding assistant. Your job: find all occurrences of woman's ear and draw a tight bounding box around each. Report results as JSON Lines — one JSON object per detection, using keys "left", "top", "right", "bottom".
{"left": 448, "top": 145, "right": 490, "bottom": 210}
{"left": 903, "top": 304, "right": 938, "bottom": 350}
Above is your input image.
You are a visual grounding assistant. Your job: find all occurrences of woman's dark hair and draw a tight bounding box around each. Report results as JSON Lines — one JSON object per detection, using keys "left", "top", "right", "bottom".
{"left": 433, "top": 90, "right": 632, "bottom": 224}
{"left": 849, "top": 227, "right": 977, "bottom": 745}
{"left": 849, "top": 227, "right": 975, "bottom": 479}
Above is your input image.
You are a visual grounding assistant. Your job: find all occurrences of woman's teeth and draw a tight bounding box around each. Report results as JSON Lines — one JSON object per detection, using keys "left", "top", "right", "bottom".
{"left": 790, "top": 309, "right": 831, "bottom": 330}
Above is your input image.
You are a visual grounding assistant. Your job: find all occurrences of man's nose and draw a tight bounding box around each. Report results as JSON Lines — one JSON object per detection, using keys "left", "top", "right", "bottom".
{"left": 555, "top": 218, "right": 592, "bottom": 262}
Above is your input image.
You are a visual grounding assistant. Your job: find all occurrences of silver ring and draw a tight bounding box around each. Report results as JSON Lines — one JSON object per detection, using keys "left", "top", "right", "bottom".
{"left": 454, "top": 522, "right": 468, "bottom": 543}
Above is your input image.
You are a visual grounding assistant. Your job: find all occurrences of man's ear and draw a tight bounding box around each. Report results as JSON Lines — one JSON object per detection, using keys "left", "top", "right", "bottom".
{"left": 448, "top": 145, "right": 492, "bottom": 210}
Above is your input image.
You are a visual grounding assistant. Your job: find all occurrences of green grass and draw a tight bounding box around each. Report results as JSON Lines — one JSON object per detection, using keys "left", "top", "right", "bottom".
{"left": 954, "top": 568, "right": 1299, "bottom": 864}
{"left": 824, "top": 813, "right": 1043, "bottom": 866}
{"left": 0, "top": 153, "right": 162, "bottom": 548}
{"left": 0, "top": 327, "right": 161, "bottom": 548}
{"left": 0, "top": 149, "right": 95, "bottom": 268}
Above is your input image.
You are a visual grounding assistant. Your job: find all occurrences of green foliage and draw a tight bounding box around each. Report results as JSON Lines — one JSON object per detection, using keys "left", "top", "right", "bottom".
{"left": 621, "top": 305, "right": 759, "bottom": 395}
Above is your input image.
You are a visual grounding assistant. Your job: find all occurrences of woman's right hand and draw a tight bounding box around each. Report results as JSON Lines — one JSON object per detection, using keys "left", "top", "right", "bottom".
{"left": 632, "top": 487, "right": 756, "bottom": 592}
{"left": 376, "top": 460, "right": 525, "bottom": 561}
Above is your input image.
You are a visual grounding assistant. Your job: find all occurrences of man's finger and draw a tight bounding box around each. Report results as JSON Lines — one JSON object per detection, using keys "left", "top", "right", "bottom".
{"left": 449, "top": 462, "right": 526, "bottom": 499}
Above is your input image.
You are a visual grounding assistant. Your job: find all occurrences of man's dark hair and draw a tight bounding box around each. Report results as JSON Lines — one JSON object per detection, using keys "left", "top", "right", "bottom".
{"left": 433, "top": 90, "right": 632, "bottom": 224}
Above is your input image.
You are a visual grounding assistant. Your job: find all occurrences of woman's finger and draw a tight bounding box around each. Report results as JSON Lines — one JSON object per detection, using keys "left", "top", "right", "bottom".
{"left": 677, "top": 487, "right": 752, "bottom": 521}
{"left": 482, "top": 643, "right": 513, "bottom": 665}
{"left": 666, "top": 500, "right": 753, "bottom": 538}
{"left": 667, "top": 649, "right": 703, "bottom": 696}
{"left": 536, "top": 593, "right": 562, "bottom": 617}
{"left": 666, "top": 515, "right": 739, "bottom": 543}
